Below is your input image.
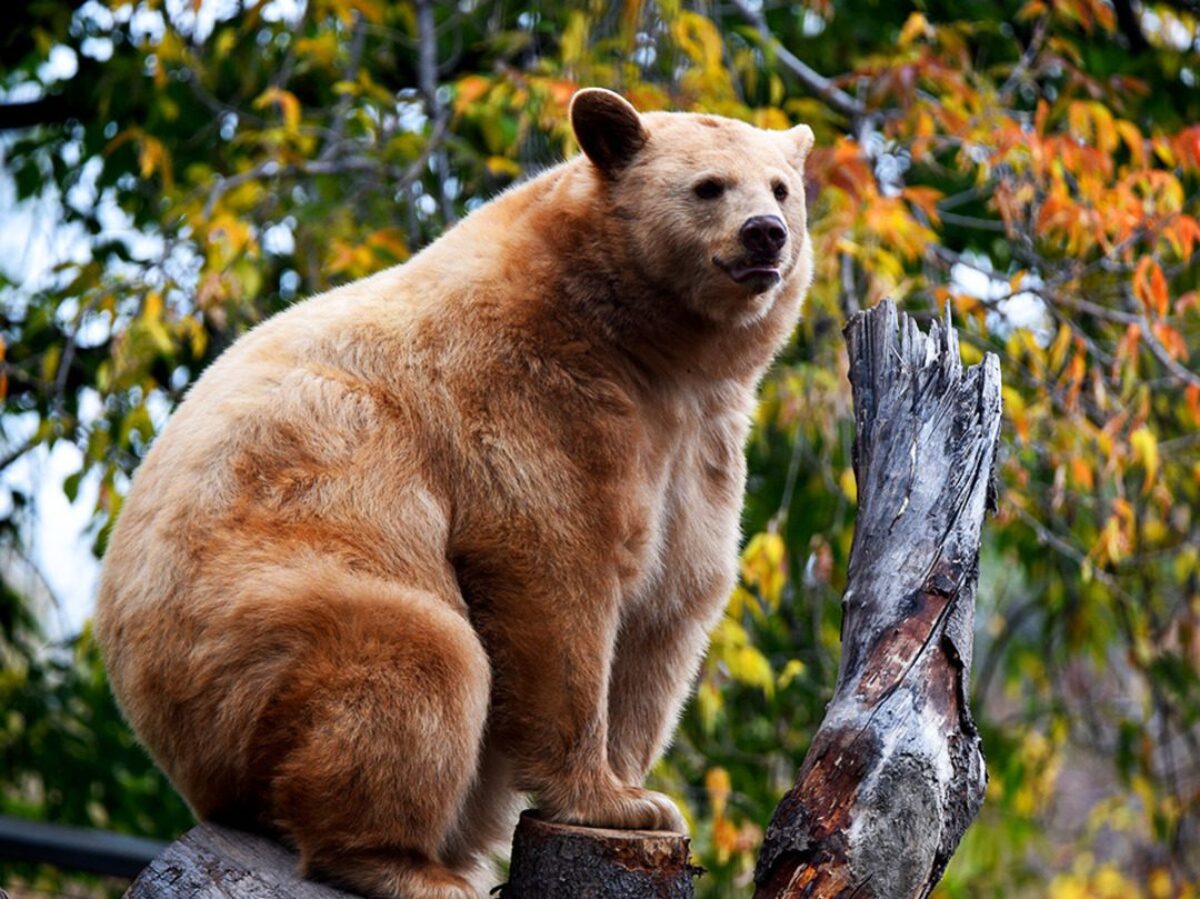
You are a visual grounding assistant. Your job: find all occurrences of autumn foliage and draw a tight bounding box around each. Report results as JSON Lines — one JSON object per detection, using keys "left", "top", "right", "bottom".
{"left": 1, "top": 0, "right": 1198, "bottom": 896}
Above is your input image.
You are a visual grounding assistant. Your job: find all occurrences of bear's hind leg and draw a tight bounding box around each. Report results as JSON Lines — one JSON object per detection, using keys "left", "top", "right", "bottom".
{"left": 255, "top": 581, "right": 491, "bottom": 899}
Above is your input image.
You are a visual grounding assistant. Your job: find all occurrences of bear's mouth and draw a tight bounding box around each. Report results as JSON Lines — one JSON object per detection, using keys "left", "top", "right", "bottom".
{"left": 713, "top": 257, "right": 782, "bottom": 291}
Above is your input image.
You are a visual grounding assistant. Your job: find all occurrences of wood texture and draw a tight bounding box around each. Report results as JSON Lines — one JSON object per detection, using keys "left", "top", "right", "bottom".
{"left": 502, "top": 811, "right": 698, "bottom": 898}
{"left": 754, "top": 299, "right": 1001, "bottom": 899}
{"left": 125, "top": 823, "right": 353, "bottom": 899}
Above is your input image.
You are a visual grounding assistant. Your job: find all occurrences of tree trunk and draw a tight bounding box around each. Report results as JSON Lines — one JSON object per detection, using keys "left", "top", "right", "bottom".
{"left": 753, "top": 299, "right": 1001, "bottom": 898}
{"left": 502, "top": 812, "right": 698, "bottom": 898}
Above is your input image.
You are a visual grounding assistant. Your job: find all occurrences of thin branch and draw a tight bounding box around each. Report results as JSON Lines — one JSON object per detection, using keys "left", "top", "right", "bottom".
{"left": 1000, "top": 16, "right": 1050, "bottom": 99}
{"left": 320, "top": 12, "right": 367, "bottom": 163}
{"left": 202, "top": 117, "right": 450, "bottom": 218}
{"left": 1136, "top": 309, "right": 1200, "bottom": 389}
{"left": 728, "top": 0, "right": 868, "bottom": 123}
{"left": 0, "top": 95, "right": 81, "bottom": 131}
{"left": 1112, "top": 0, "right": 1151, "bottom": 53}
{"left": 0, "top": 434, "right": 40, "bottom": 475}
{"left": 939, "top": 210, "right": 1007, "bottom": 231}
{"left": 415, "top": 0, "right": 455, "bottom": 224}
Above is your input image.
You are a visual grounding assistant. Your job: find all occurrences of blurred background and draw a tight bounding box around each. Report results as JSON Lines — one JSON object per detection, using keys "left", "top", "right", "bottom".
{"left": 0, "top": 0, "right": 1198, "bottom": 896}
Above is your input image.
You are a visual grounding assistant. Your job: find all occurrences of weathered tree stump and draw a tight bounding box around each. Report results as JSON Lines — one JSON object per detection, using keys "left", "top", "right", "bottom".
{"left": 753, "top": 299, "right": 1001, "bottom": 898}
{"left": 125, "top": 823, "right": 354, "bottom": 899}
{"left": 502, "top": 811, "right": 697, "bottom": 898}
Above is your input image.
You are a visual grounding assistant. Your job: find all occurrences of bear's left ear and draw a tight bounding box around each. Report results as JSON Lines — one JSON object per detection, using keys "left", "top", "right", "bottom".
{"left": 782, "top": 123, "right": 815, "bottom": 168}
{"left": 570, "top": 88, "right": 648, "bottom": 176}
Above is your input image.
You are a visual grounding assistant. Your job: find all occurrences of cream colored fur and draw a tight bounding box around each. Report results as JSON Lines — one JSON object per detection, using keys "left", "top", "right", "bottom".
{"left": 96, "top": 89, "right": 814, "bottom": 898}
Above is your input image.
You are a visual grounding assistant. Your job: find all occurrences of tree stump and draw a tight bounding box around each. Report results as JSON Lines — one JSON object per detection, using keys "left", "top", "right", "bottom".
{"left": 753, "top": 299, "right": 1001, "bottom": 898}
{"left": 502, "top": 811, "right": 697, "bottom": 898}
{"left": 124, "top": 817, "right": 695, "bottom": 898}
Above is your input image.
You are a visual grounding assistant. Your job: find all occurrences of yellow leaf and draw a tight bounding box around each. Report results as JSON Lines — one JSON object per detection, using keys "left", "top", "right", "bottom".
{"left": 740, "top": 531, "right": 787, "bottom": 607}
{"left": 705, "top": 767, "right": 731, "bottom": 819}
{"left": 1130, "top": 426, "right": 1158, "bottom": 491}
{"left": 254, "top": 87, "right": 301, "bottom": 134}
{"left": 777, "top": 658, "right": 806, "bottom": 689}
{"left": 143, "top": 291, "right": 163, "bottom": 322}
{"left": 838, "top": 466, "right": 857, "bottom": 503}
{"left": 898, "top": 12, "right": 930, "bottom": 47}
{"left": 696, "top": 680, "right": 721, "bottom": 734}
{"left": 485, "top": 156, "right": 522, "bottom": 178}
{"left": 730, "top": 645, "right": 774, "bottom": 697}
{"left": 1047, "top": 322, "right": 1071, "bottom": 372}
{"left": 1115, "top": 119, "right": 1146, "bottom": 168}
{"left": 1148, "top": 868, "right": 1173, "bottom": 899}
{"left": 561, "top": 11, "right": 590, "bottom": 67}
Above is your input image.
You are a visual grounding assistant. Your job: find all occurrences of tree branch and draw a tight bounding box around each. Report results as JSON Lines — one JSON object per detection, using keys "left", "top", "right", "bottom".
{"left": 0, "top": 95, "right": 81, "bottom": 131}
{"left": 728, "top": 0, "right": 868, "bottom": 123}
{"left": 415, "top": 0, "right": 455, "bottom": 224}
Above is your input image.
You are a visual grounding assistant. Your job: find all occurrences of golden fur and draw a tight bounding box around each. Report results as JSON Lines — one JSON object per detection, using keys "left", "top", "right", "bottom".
{"left": 96, "top": 89, "right": 814, "bottom": 898}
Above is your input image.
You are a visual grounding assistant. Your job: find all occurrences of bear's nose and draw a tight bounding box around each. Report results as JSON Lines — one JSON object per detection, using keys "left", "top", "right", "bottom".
{"left": 740, "top": 215, "right": 788, "bottom": 258}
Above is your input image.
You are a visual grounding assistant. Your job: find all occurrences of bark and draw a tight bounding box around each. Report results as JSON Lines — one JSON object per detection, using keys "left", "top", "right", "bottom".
{"left": 502, "top": 812, "right": 698, "bottom": 899}
{"left": 754, "top": 299, "right": 1001, "bottom": 899}
{"left": 125, "top": 823, "right": 353, "bottom": 899}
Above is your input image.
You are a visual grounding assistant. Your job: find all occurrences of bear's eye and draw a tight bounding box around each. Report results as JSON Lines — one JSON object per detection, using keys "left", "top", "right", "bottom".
{"left": 773, "top": 181, "right": 789, "bottom": 202}
{"left": 693, "top": 178, "right": 725, "bottom": 200}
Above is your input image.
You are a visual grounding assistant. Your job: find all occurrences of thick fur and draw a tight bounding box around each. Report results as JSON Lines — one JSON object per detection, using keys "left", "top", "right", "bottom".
{"left": 96, "top": 90, "right": 815, "bottom": 898}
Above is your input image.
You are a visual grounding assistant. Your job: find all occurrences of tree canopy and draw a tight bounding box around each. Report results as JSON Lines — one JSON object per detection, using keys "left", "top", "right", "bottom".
{"left": 1, "top": 0, "right": 1198, "bottom": 896}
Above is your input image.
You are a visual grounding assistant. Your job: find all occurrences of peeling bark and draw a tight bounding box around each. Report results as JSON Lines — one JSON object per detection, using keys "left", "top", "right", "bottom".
{"left": 502, "top": 812, "right": 699, "bottom": 898}
{"left": 754, "top": 299, "right": 1001, "bottom": 899}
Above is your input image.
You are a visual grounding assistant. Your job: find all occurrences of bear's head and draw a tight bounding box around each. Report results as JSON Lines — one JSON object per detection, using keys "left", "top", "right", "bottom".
{"left": 570, "top": 88, "right": 814, "bottom": 329}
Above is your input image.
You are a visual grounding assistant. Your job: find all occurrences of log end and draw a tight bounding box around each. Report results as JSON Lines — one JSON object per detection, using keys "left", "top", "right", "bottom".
{"left": 503, "top": 811, "right": 699, "bottom": 898}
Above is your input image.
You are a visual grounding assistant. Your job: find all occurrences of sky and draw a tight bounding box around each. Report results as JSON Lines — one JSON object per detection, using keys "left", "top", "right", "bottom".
{"left": 0, "top": 165, "right": 101, "bottom": 639}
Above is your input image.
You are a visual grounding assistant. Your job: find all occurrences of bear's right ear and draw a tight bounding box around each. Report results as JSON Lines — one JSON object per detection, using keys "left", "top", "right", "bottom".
{"left": 783, "top": 123, "right": 815, "bottom": 168}
{"left": 570, "top": 88, "right": 648, "bottom": 176}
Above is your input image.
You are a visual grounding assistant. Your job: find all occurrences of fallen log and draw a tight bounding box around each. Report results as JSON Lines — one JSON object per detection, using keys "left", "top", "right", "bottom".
{"left": 753, "top": 299, "right": 1001, "bottom": 898}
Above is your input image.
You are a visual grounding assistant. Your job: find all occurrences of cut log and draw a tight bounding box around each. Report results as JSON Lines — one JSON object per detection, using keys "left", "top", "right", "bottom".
{"left": 502, "top": 811, "right": 698, "bottom": 898}
{"left": 125, "top": 823, "right": 354, "bottom": 899}
{"left": 754, "top": 299, "right": 1001, "bottom": 899}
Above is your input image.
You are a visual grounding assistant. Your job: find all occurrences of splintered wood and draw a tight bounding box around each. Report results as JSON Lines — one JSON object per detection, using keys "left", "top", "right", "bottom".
{"left": 754, "top": 299, "right": 1001, "bottom": 899}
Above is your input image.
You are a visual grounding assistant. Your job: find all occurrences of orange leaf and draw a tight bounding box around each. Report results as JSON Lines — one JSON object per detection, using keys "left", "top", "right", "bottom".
{"left": 1133, "top": 256, "right": 1168, "bottom": 317}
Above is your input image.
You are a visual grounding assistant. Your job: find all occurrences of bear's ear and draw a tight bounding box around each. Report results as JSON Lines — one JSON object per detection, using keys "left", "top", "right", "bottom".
{"left": 782, "top": 123, "right": 815, "bottom": 168}
{"left": 570, "top": 88, "right": 648, "bottom": 176}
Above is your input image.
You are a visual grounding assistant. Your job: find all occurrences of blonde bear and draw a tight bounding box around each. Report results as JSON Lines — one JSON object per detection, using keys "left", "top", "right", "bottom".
{"left": 96, "top": 88, "right": 815, "bottom": 898}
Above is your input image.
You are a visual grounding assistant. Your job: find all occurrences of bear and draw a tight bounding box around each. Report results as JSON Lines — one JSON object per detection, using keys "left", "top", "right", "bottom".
{"left": 95, "top": 88, "right": 814, "bottom": 899}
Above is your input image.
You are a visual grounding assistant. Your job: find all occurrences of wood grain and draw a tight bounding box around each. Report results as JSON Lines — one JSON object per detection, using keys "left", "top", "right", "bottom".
{"left": 754, "top": 299, "right": 1001, "bottom": 899}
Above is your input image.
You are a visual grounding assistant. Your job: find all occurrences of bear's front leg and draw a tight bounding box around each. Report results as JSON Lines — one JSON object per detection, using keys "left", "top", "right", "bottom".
{"left": 487, "top": 567, "right": 686, "bottom": 835}
{"left": 606, "top": 607, "right": 719, "bottom": 787}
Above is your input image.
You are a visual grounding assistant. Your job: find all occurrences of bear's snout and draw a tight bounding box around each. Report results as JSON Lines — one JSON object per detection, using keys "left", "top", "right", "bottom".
{"left": 739, "top": 215, "right": 788, "bottom": 260}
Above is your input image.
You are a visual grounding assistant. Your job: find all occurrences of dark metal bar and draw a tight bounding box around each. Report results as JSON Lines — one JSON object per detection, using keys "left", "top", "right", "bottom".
{"left": 0, "top": 814, "right": 168, "bottom": 879}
